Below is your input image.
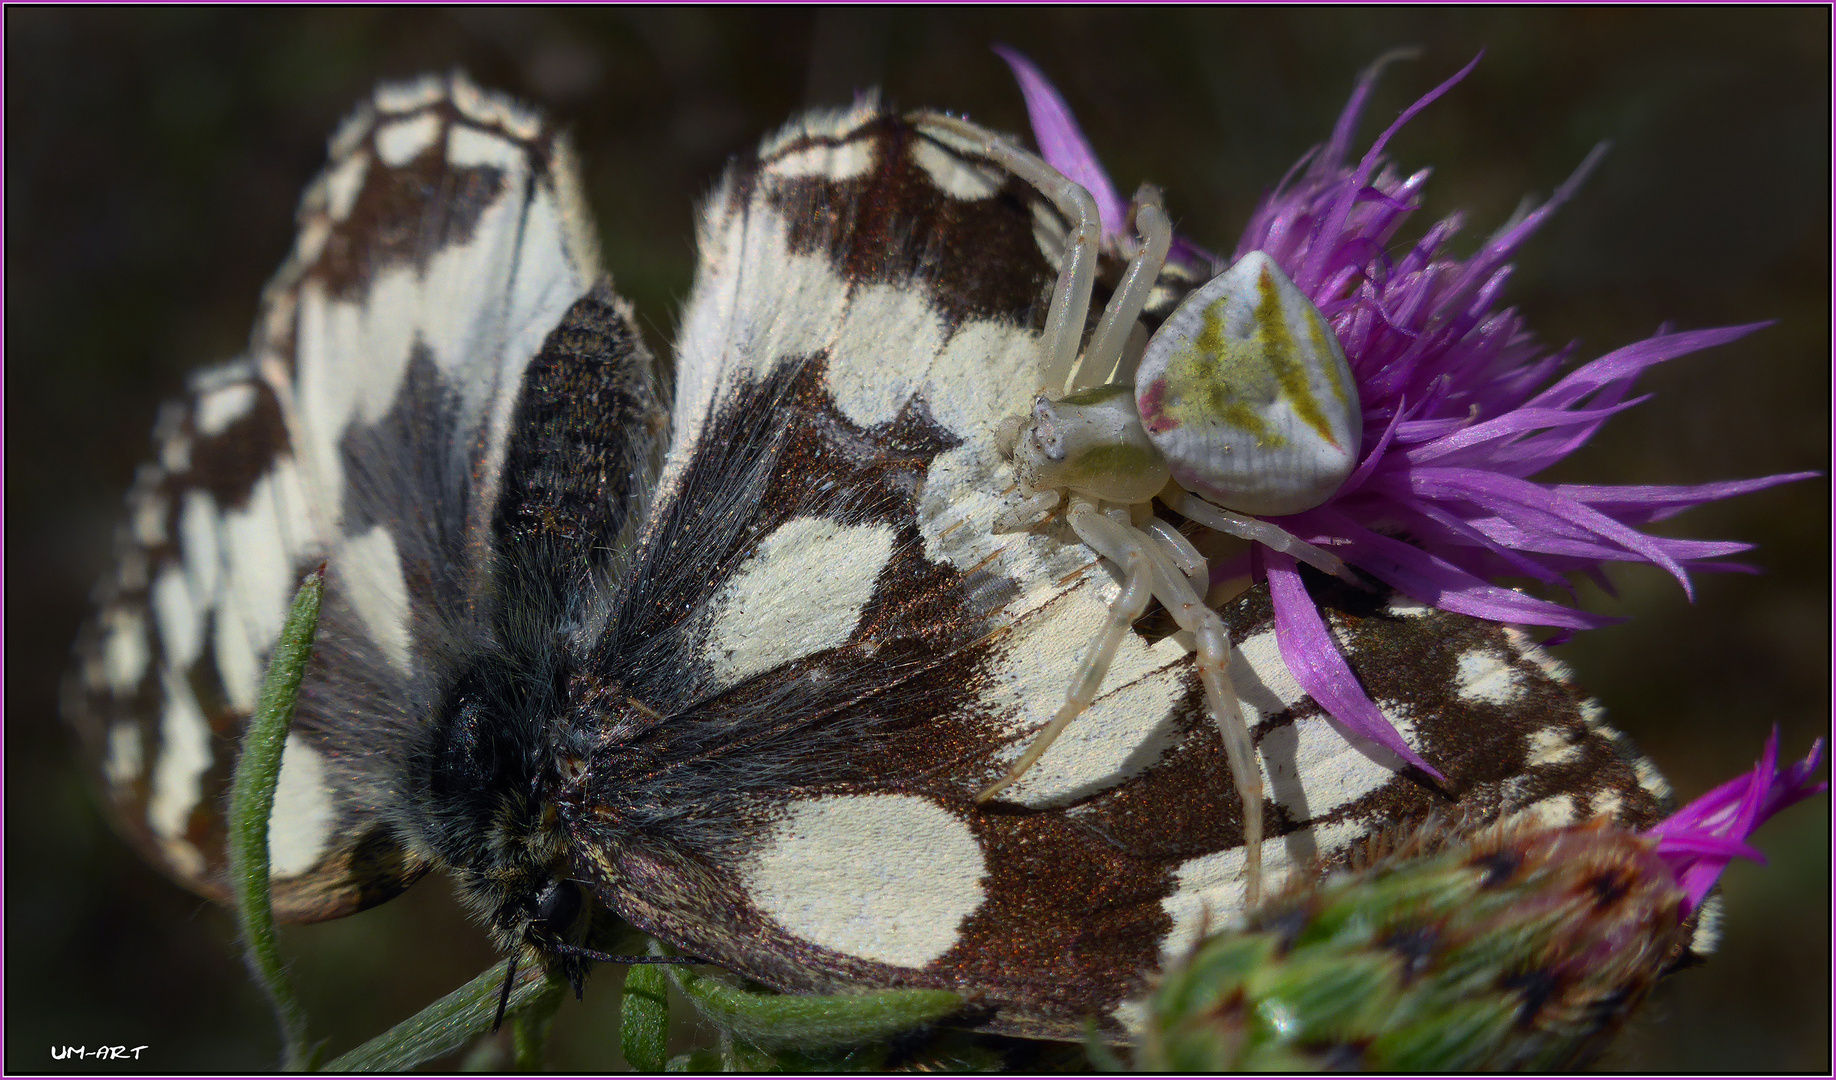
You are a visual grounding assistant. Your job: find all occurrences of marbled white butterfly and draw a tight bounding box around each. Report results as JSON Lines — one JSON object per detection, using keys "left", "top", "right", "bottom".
{"left": 66, "top": 73, "right": 1676, "bottom": 1042}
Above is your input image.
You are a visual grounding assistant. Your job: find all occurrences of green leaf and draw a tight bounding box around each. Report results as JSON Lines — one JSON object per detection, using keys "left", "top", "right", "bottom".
{"left": 325, "top": 959, "right": 565, "bottom": 1073}
{"left": 620, "top": 960, "right": 670, "bottom": 1072}
{"left": 227, "top": 567, "right": 324, "bottom": 1071}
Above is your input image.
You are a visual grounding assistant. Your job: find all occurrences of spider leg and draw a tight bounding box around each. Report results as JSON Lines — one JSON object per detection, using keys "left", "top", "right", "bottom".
{"left": 1136, "top": 505, "right": 1209, "bottom": 597}
{"left": 1072, "top": 185, "right": 1172, "bottom": 391}
{"left": 913, "top": 112, "right": 1099, "bottom": 396}
{"left": 1109, "top": 508, "right": 1267, "bottom": 908}
{"left": 976, "top": 496, "right": 1155, "bottom": 803}
{"left": 1166, "top": 487, "right": 1363, "bottom": 586}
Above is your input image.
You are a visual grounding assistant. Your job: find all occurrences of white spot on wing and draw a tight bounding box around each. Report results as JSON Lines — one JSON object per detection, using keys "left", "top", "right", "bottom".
{"left": 1111, "top": 999, "right": 1149, "bottom": 1036}
{"left": 827, "top": 283, "right": 944, "bottom": 427}
{"left": 178, "top": 490, "right": 221, "bottom": 608}
{"left": 269, "top": 734, "right": 336, "bottom": 877}
{"left": 149, "top": 673, "right": 212, "bottom": 842}
{"left": 979, "top": 582, "right": 1183, "bottom": 806}
{"left": 374, "top": 74, "right": 444, "bottom": 115}
{"left": 743, "top": 794, "right": 986, "bottom": 968}
{"left": 340, "top": 526, "right": 415, "bottom": 677}
{"left": 448, "top": 125, "right": 521, "bottom": 170}
{"left": 294, "top": 217, "right": 332, "bottom": 273}
{"left": 195, "top": 383, "right": 258, "bottom": 437}
{"left": 1507, "top": 628, "right": 1573, "bottom": 683}
{"left": 911, "top": 139, "right": 1003, "bottom": 199}
{"left": 1232, "top": 629, "right": 1308, "bottom": 724}
{"left": 105, "top": 723, "right": 143, "bottom": 786}
{"left": 766, "top": 140, "right": 875, "bottom": 181}
{"left": 1507, "top": 793, "right": 1579, "bottom": 830}
{"left": 374, "top": 112, "right": 442, "bottom": 167}
{"left": 151, "top": 567, "right": 203, "bottom": 669}
{"left": 1525, "top": 726, "right": 1582, "bottom": 767}
{"left": 757, "top": 96, "right": 880, "bottom": 158}
{"left": 923, "top": 317, "right": 1038, "bottom": 439}
{"left": 1161, "top": 816, "right": 1373, "bottom": 959}
{"left": 133, "top": 486, "right": 168, "bottom": 547}
{"left": 328, "top": 101, "right": 377, "bottom": 161}
{"left": 451, "top": 76, "right": 542, "bottom": 140}
{"left": 1259, "top": 710, "right": 1413, "bottom": 822}
{"left": 1634, "top": 757, "right": 1673, "bottom": 802}
{"left": 103, "top": 607, "right": 151, "bottom": 694}
{"left": 214, "top": 602, "right": 261, "bottom": 715}
{"left": 323, "top": 150, "right": 370, "bottom": 222}
{"left": 1690, "top": 895, "right": 1723, "bottom": 954}
{"left": 220, "top": 474, "right": 298, "bottom": 659}
{"left": 706, "top": 517, "right": 894, "bottom": 688}
{"left": 1455, "top": 646, "right": 1526, "bottom": 705}
{"left": 161, "top": 434, "right": 190, "bottom": 473}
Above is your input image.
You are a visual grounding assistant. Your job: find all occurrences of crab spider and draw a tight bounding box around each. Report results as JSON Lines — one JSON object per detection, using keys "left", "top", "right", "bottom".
{"left": 917, "top": 113, "right": 1368, "bottom": 906}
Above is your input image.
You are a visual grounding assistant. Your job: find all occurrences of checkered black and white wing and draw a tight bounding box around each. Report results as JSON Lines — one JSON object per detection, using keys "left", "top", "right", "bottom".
{"left": 66, "top": 73, "right": 616, "bottom": 921}
{"left": 557, "top": 101, "right": 1675, "bottom": 1040}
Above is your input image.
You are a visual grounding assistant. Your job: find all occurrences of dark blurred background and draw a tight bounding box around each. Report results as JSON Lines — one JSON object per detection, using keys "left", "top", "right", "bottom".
{"left": 7, "top": 8, "right": 1828, "bottom": 1072}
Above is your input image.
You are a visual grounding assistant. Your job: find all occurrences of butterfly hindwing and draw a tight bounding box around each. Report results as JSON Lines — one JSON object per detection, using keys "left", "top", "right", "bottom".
{"left": 67, "top": 72, "right": 620, "bottom": 921}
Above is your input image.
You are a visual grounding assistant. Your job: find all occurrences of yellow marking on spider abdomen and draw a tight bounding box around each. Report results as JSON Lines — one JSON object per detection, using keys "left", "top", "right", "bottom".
{"left": 1153, "top": 268, "right": 1346, "bottom": 450}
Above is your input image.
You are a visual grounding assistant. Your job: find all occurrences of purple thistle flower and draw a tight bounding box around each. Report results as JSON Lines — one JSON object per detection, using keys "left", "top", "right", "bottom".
{"left": 1648, "top": 730, "right": 1828, "bottom": 913}
{"left": 996, "top": 48, "right": 1816, "bottom": 771}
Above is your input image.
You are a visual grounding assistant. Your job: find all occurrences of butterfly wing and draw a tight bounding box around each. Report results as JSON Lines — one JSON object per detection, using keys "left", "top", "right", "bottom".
{"left": 565, "top": 103, "right": 1673, "bottom": 1039}
{"left": 66, "top": 73, "right": 611, "bottom": 921}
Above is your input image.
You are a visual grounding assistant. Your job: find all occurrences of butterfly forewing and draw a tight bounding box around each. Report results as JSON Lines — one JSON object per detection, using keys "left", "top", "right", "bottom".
{"left": 558, "top": 104, "right": 1673, "bottom": 1039}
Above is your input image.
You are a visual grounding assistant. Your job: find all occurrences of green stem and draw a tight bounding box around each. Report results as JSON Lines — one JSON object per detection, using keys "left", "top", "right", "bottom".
{"left": 227, "top": 568, "right": 324, "bottom": 1071}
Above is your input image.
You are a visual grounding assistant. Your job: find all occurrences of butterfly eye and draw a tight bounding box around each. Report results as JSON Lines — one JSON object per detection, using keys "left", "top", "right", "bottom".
{"left": 532, "top": 879, "right": 584, "bottom": 938}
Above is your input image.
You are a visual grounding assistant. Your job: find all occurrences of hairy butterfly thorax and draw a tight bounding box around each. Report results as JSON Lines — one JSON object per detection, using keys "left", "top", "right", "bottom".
{"left": 68, "top": 74, "right": 1682, "bottom": 1047}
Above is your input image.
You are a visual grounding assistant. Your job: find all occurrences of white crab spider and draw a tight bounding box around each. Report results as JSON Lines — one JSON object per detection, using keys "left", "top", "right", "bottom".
{"left": 918, "top": 112, "right": 1368, "bottom": 906}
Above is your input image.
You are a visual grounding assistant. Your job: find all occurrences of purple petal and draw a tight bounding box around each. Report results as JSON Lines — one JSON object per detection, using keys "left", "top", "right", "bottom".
{"left": 1547, "top": 473, "right": 1822, "bottom": 523}
{"left": 1524, "top": 324, "right": 1771, "bottom": 411}
{"left": 1405, "top": 403, "right": 1648, "bottom": 465}
{"left": 1305, "top": 506, "right": 1610, "bottom": 629}
{"left": 1321, "top": 48, "right": 1421, "bottom": 177}
{"left": 992, "top": 44, "right": 1128, "bottom": 239}
{"left": 1403, "top": 467, "right": 1698, "bottom": 596}
{"left": 1265, "top": 552, "right": 1446, "bottom": 781}
{"left": 1649, "top": 730, "right": 1828, "bottom": 912}
{"left": 1465, "top": 142, "right": 1610, "bottom": 283}
{"left": 1303, "top": 53, "right": 1481, "bottom": 290}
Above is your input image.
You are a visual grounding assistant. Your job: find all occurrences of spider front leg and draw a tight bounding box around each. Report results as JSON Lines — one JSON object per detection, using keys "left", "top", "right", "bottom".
{"left": 912, "top": 111, "right": 1101, "bottom": 394}
{"left": 1164, "top": 486, "right": 1362, "bottom": 586}
{"left": 977, "top": 495, "right": 1157, "bottom": 803}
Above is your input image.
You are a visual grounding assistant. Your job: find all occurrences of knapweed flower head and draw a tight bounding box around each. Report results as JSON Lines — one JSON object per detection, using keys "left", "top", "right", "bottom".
{"left": 1648, "top": 729, "right": 1828, "bottom": 912}
{"left": 999, "top": 47, "right": 1816, "bottom": 769}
